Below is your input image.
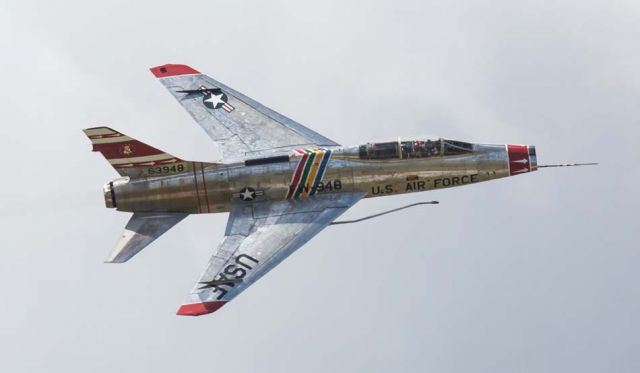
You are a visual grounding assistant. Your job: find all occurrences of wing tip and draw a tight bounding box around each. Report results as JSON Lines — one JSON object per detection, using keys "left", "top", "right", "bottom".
{"left": 176, "top": 301, "right": 227, "bottom": 316}
{"left": 150, "top": 64, "right": 200, "bottom": 78}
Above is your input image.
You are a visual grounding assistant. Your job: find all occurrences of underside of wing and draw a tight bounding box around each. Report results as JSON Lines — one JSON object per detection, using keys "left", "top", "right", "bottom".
{"left": 151, "top": 64, "right": 339, "bottom": 162}
{"left": 177, "top": 192, "right": 365, "bottom": 316}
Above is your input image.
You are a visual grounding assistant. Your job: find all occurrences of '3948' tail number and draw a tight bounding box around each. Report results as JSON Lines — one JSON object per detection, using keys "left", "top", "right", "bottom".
{"left": 147, "top": 164, "right": 185, "bottom": 175}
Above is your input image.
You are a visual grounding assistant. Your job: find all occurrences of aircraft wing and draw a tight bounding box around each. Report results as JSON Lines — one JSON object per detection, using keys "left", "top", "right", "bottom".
{"left": 151, "top": 64, "right": 339, "bottom": 162}
{"left": 177, "top": 192, "right": 365, "bottom": 316}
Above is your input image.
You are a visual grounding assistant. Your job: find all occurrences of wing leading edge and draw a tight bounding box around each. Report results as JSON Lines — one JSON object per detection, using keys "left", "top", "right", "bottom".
{"left": 177, "top": 192, "right": 365, "bottom": 316}
{"left": 150, "top": 64, "right": 339, "bottom": 162}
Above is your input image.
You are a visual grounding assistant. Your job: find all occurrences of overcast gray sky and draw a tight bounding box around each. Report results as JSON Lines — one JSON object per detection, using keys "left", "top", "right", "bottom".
{"left": 0, "top": 0, "right": 638, "bottom": 372}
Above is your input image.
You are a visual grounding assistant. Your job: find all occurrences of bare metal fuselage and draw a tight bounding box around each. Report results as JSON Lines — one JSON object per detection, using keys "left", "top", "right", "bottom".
{"left": 82, "top": 63, "right": 592, "bottom": 317}
{"left": 105, "top": 141, "right": 537, "bottom": 213}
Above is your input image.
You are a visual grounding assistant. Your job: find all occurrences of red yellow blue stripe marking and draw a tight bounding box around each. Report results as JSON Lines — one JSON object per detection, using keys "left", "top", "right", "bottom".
{"left": 286, "top": 149, "right": 309, "bottom": 199}
{"left": 311, "top": 149, "right": 332, "bottom": 195}
{"left": 286, "top": 149, "right": 333, "bottom": 199}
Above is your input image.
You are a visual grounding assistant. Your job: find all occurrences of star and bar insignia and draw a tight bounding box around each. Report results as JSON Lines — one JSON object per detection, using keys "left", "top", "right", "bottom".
{"left": 176, "top": 86, "right": 235, "bottom": 113}
{"left": 203, "top": 91, "right": 235, "bottom": 112}
{"left": 232, "top": 187, "right": 264, "bottom": 202}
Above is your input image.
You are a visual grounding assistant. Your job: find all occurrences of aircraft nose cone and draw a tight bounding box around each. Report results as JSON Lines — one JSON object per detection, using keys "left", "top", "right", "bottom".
{"left": 507, "top": 144, "right": 537, "bottom": 176}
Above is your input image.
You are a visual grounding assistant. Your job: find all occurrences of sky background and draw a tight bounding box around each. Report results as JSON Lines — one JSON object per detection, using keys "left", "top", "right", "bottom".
{"left": 0, "top": 0, "right": 638, "bottom": 372}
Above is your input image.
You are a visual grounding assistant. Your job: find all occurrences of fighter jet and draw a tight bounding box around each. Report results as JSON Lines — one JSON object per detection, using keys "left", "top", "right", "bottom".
{"left": 84, "top": 64, "right": 594, "bottom": 316}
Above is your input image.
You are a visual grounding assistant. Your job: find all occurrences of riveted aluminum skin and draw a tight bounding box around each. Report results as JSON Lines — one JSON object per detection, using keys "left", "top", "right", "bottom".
{"left": 107, "top": 141, "right": 536, "bottom": 213}
{"left": 86, "top": 63, "right": 551, "bottom": 316}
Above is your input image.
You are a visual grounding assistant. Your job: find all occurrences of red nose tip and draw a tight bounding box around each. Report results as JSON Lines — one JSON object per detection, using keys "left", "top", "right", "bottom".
{"left": 507, "top": 144, "right": 537, "bottom": 176}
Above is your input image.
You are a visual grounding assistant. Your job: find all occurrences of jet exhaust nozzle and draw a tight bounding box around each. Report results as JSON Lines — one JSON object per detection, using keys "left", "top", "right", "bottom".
{"left": 103, "top": 177, "right": 129, "bottom": 209}
{"left": 103, "top": 182, "right": 116, "bottom": 208}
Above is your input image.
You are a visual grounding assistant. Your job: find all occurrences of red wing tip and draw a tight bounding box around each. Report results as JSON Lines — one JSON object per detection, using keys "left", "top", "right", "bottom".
{"left": 176, "top": 301, "right": 227, "bottom": 316}
{"left": 150, "top": 64, "right": 200, "bottom": 78}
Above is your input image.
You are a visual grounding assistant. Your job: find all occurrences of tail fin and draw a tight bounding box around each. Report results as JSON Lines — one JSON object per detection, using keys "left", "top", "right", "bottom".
{"left": 84, "top": 127, "right": 188, "bottom": 178}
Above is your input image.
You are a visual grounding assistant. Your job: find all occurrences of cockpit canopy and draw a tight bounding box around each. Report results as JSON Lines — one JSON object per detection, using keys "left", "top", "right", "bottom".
{"left": 358, "top": 139, "right": 473, "bottom": 160}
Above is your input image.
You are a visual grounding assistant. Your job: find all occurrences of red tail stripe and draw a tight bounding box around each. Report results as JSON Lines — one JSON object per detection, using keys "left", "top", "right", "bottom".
{"left": 92, "top": 139, "right": 167, "bottom": 159}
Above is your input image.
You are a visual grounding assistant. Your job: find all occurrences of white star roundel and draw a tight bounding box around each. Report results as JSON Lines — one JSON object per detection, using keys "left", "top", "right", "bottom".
{"left": 232, "top": 187, "right": 264, "bottom": 201}
{"left": 239, "top": 187, "right": 256, "bottom": 201}
{"left": 203, "top": 92, "right": 229, "bottom": 109}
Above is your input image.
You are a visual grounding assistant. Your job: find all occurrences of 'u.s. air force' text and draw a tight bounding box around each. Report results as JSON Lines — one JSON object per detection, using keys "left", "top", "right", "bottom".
{"left": 371, "top": 174, "right": 479, "bottom": 195}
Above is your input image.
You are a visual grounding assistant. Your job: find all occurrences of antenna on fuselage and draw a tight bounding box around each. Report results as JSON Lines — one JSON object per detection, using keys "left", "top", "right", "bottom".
{"left": 538, "top": 162, "right": 598, "bottom": 168}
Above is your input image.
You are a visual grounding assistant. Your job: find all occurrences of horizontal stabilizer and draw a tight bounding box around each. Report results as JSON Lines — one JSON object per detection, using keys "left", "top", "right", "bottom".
{"left": 106, "top": 212, "right": 188, "bottom": 263}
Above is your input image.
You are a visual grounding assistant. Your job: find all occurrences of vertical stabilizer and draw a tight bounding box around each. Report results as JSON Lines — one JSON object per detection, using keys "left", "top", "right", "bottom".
{"left": 83, "top": 127, "right": 188, "bottom": 178}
